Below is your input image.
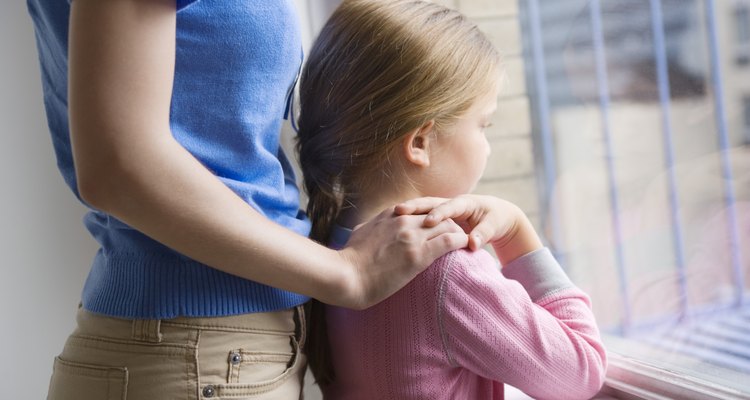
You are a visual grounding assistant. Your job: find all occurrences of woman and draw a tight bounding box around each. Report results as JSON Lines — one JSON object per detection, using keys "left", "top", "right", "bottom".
{"left": 28, "top": 0, "right": 500, "bottom": 398}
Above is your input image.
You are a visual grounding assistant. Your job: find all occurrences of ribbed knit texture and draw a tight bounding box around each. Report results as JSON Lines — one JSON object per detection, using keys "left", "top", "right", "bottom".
{"left": 326, "top": 227, "right": 607, "bottom": 399}
{"left": 27, "top": 0, "right": 311, "bottom": 318}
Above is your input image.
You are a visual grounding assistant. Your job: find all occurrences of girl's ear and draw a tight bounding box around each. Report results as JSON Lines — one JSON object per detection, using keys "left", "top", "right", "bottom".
{"left": 403, "top": 120, "right": 436, "bottom": 168}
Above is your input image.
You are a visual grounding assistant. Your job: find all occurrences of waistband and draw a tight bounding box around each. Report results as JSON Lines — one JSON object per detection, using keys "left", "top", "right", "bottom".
{"left": 73, "top": 304, "right": 306, "bottom": 348}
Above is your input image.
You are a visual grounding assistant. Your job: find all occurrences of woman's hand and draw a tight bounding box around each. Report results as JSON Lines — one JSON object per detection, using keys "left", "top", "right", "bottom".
{"left": 336, "top": 207, "right": 468, "bottom": 309}
{"left": 395, "top": 195, "right": 543, "bottom": 265}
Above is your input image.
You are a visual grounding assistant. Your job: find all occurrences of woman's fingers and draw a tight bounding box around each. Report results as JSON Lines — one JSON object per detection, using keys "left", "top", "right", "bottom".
{"left": 343, "top": 209, "right": 470, "bottom": 309}
{"left": 355, "top": 208, "right": 466, "bottom": 244}
{"left": 399, "top": 195, "right": 522, "bottom": 251}
{"left": 423, "top": 216, "right": 462, "bottom": 238}
{"left": 394, "top": 197, "right": 448, "bottom": 218}
{"left": 398, "top": 196, "right": 490, "bottom": 229}
{"left": 389, "top": 196, "right": 542, "bottom": 270}
{"left": 424, "top": 228, "right": 470, "bottom": 260}
{"left": 396, "top": 197, "right": 465, "bottom": 227}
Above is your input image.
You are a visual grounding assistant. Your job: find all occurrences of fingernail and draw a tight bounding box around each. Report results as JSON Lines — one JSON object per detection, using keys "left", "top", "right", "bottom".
{"left": 473, "top": 234, "right": 482, "bottom": 247}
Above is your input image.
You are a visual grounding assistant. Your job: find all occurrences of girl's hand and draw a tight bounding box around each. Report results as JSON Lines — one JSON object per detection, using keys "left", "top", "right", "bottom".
{"left": 395, "top": 195, "right": 543, "bottom": 265}
{"left": 337, "top": 206, "right": 468, "bottom": 309}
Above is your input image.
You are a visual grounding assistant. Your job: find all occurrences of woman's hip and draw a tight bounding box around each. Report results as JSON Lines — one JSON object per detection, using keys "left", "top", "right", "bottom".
{"left": 47, "top": 305, "right": 307, "bottom": 400}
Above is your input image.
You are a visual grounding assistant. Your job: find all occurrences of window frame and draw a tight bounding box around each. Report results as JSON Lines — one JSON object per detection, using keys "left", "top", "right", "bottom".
{"left": 602, "top": 343, "right": 750, "bottom": 400}
{"left": 519, "top": 0, "right": 749, "bottom": 398}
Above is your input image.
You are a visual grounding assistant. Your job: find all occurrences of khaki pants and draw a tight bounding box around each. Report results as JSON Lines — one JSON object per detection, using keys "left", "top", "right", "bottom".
{"left": 47, "top": 305, "right": 307, "bottom": 400}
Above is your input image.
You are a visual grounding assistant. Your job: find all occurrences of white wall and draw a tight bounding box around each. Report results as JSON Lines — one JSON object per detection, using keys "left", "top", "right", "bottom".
{"left": 0, "top": 2, "right": 98, "bottom": 400}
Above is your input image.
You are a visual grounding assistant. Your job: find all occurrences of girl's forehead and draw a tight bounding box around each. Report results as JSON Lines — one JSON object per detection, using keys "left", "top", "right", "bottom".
{"left": 471, "top": 88, "right": 500, "bottom": 114}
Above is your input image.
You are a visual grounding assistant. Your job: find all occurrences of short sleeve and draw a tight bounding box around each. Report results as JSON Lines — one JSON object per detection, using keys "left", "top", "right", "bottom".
{"left": 68, "top": 0, "right": 199, "bottom": 11}
{"left": 176, "top": 0, "right": 200, "bottom": 11}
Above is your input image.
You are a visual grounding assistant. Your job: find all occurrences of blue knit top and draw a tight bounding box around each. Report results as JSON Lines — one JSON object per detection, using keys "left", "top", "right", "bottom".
{"left": 27, "top": 0, "right": 311, "bottom": 318}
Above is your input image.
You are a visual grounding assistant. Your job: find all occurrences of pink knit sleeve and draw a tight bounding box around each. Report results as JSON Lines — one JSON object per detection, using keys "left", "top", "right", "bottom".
{"left": 438, "top": 248, "right": 607, "bottom": 400}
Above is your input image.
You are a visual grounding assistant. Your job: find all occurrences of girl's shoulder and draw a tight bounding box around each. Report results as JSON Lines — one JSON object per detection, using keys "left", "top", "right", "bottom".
{"left": 432, "top": 248, "right": 500, "bottom": 273}
{"left": 429, "top": 248, "right": 502, "bottom": 286}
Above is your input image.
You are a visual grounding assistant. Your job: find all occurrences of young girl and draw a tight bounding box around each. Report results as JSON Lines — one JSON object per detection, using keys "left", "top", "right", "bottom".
{"left": 297, "top": 1, "right": 607, "bottom": 399}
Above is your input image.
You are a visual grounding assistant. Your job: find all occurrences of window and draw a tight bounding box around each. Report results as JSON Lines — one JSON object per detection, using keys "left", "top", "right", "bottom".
{"left": 511, "top": 0, "right": 750, "bottom": 398}
{"left": 735, "top": 3, "right": 750, "bottom": 65}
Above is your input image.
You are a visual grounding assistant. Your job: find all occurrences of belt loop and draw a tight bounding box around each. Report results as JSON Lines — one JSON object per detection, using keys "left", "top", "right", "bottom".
{"left": 295, "top": 304, "right": 307, "bottom": 350}
{"left": 131, "top": 319, "right": 163, "bottom": 343}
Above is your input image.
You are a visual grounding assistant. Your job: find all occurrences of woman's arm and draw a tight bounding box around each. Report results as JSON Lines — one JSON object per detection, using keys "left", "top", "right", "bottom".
{"left": 68, "top": 0, "right": 467, "bottom": 310}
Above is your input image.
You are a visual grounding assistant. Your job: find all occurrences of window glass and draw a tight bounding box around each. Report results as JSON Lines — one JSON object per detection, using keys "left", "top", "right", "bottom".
{"left": 737, "top": 5, "right": 750, "bottom": 43}
{"left": 501, "top": 0, "right": 749, "bottom": 395}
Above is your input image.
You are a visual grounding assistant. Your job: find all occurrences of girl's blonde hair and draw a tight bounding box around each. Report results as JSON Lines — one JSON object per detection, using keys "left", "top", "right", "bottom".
{"left": 296, "top": 0, "right": 501, "bottom": 386}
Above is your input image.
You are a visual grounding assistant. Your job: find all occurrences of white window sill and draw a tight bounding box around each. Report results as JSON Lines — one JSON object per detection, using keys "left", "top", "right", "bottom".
{"left": 599, "top": 336, "right": 750, "bottom": 400}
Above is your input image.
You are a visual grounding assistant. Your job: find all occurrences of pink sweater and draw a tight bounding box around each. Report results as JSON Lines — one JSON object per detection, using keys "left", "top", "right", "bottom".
{"left": 323, "top": 246, "right": 607, "bottom": 400}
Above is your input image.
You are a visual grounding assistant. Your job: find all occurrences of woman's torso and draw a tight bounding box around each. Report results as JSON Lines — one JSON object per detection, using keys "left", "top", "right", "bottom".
{"left": 27, "top": 0, "right": 311, "bottom": 318}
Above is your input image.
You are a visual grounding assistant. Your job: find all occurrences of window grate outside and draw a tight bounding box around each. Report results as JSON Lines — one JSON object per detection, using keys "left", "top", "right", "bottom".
{"left": 640, "top": 308, "right": 750, "bottom": 373}
{"left": 519, "top": 0, "right": 750, "bottom": 395}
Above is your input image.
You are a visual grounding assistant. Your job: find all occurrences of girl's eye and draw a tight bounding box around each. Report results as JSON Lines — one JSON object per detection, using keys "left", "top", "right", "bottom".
{"left": 482, "top": 122, "right": 494, "bottom": 130}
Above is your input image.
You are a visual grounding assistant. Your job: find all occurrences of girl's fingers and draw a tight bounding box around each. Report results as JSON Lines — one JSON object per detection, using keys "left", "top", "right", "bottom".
{"left": 468, "top": 220, "right": 495, "bottom": 251}
{"left": 423, "top": 196, "right": 475, "bottom": 227}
